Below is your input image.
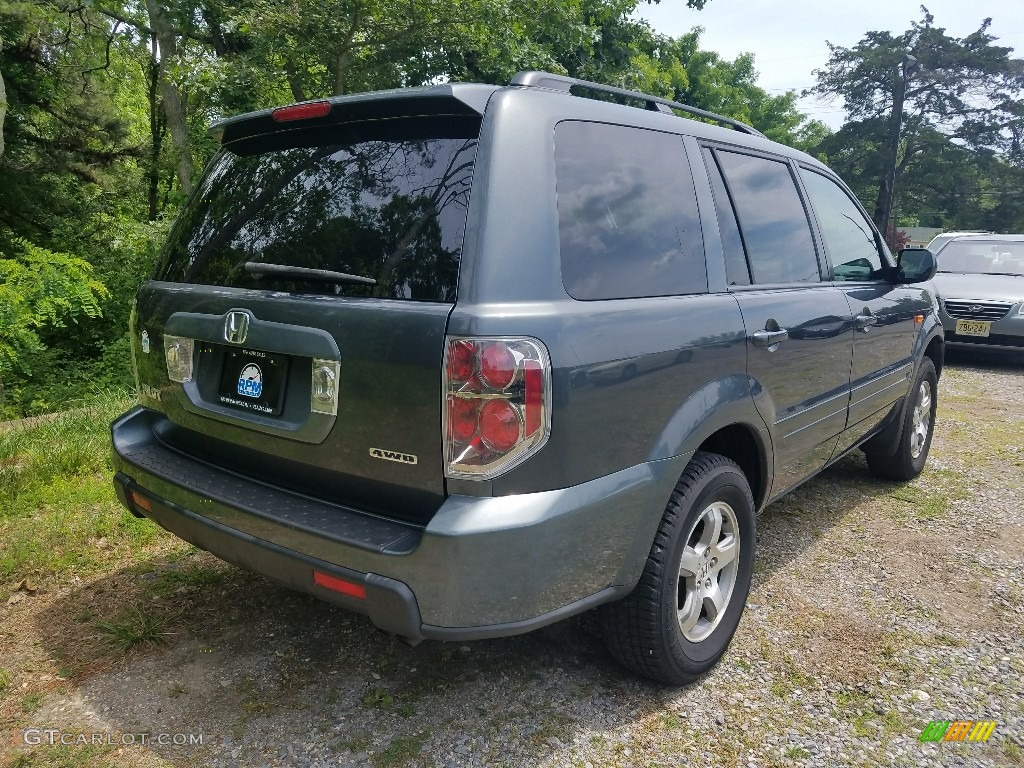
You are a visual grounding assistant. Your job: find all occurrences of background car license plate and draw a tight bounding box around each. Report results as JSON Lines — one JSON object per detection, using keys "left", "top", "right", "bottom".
{"left": 955, "top": 320, "right": 991, "bottom": 337}
{"left": 218, "top": 348, "right": 289, "bottom": 415}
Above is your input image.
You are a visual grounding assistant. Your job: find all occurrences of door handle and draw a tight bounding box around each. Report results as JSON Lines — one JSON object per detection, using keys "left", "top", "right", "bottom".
{"left": 751, "top": 328, "right": 789, "bottom": 347}
{"left": 855, "top": 313, "right": 878, "bottom": 331}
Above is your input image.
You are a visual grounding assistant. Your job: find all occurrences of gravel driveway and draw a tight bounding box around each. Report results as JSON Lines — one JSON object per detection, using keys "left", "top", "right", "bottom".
{"left": 5, "top": 351, "right": 1023, "bottom": 768}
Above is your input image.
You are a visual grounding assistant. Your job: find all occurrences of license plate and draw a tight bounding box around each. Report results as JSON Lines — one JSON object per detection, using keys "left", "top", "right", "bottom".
{"left": 955, "top": 319, "right": 991, "bottom": 337}
{"left": 218, "top": 348, "right": 289, "bottom": 415}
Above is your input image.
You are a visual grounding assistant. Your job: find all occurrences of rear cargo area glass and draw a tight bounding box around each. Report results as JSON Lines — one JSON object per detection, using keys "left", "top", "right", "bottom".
{"left": 155, "top": 118, "right": 479, "bottom": 301}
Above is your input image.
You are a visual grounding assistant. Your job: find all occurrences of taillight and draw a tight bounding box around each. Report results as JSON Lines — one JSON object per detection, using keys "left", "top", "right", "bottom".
{"left": 443, "top": 337, "right": 551, "bottom": 479}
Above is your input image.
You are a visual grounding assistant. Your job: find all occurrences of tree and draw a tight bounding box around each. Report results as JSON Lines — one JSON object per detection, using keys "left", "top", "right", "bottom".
{"left": 809, "top": 7, "right": 1024, "bottom": 234}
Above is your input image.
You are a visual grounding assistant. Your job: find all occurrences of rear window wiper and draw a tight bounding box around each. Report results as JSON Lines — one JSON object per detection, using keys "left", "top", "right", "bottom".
{"left": 244, "top": 261, "right": 377, "bottom": 286}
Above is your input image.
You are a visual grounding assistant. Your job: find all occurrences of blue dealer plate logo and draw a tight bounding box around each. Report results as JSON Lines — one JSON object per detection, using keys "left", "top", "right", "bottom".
{"left": 237, "top": 363, "right": 263, "bottom": 398}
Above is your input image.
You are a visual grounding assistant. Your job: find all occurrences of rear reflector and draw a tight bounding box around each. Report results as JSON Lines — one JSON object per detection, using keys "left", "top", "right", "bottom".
{"left": 272, "top": 101, "right": 331, "bottom": 122}
{"left": 128, "top": 491, "right": 153, "bottom": 514}
{"left": 312, "top": 570, "right": 366, "bottom": 599}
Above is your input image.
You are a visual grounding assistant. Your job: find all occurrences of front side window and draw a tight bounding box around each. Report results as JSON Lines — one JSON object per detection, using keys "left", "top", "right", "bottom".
{"left": 154, "top": 117, "right": 480, "bottom": 302}
{"left": 554, "top": 121, "right": 707, "bottom": 300}
{"left": 715, "top": 151, "right": 819, "bottom": 284}
{"left": 801, "top": 170, "right": 884, "bottom": 281}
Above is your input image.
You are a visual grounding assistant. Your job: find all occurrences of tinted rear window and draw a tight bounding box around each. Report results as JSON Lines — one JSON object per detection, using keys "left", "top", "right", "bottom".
{"left": 554, "top": 121, "right": 706, "bottom": 300}
{"left": 154, "top": 117, "right": 480, "bottom": 302}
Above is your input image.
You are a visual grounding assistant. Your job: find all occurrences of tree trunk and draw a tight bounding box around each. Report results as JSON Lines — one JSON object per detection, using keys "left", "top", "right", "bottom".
{"left": 284, "top": 59, "right": 307, "bottom": 102}
{"left": 146, "top": 0, "right": 194, "bottom": 194}
{"left": 0, "top": 53, "right": 8, "bottom": 162}
{"left": 146, "top": 36, "right": 165, "bottom": 221}
{"left": 873, "top": 61, "right": 907, "bottom": 237}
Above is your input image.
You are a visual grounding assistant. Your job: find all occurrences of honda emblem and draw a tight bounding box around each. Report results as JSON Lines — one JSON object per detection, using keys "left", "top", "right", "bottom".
{"left": 224, "top": 310, "right": 250, "bottom": 345}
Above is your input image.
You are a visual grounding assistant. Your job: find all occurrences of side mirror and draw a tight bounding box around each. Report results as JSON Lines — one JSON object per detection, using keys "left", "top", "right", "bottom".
{"left": 895, "top": 247, "right": 937, "bottom": 284}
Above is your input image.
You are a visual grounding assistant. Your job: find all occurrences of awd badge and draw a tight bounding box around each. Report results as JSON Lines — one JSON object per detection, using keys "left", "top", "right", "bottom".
{"left": 369, "top": 448, "right": 418, "bottom": 465}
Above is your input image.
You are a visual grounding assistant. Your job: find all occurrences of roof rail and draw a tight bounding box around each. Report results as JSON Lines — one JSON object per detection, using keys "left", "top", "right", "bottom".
{"left": 510, "top": 71, "right": 766, "bottom": 138}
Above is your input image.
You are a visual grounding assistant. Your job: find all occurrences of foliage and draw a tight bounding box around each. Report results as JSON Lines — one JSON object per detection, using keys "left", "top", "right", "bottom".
{"left": 808, "top": 9, "right": 1024, "bottom": 231}
{"left": 0, "top": 239, "right": 108, "bottom": 391}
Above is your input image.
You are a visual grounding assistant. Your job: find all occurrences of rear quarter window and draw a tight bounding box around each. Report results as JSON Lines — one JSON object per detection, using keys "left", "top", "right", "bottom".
{"left": 154, "top": 117, "right": 480, "bottom": 302}
{"left": 554, "top": 121, "right": 707, "bottom": 300}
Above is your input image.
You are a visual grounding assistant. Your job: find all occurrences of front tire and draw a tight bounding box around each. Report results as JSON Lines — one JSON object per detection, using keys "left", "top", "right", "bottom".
{"left": 866, "top": 358, "right": 937, "bottom": 481}
{"left": 599, "top": 452, "right": 756, "bottom": 685}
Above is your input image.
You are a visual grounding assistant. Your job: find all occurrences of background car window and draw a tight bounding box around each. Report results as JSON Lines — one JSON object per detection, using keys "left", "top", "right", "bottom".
{"left": 801, "top": 171, "right": 883, "bottom": 281}
{"left": 715, "top": 151, "right": 819, "bottom": 284}
{"left": 554, "top": 121, "right": 707, "bottom": 300}
{"left": 702, "top": 148, "right": 751, "bottom": 286}
{"left": 937, "top": 240, "right": 1024, "bottom": 275}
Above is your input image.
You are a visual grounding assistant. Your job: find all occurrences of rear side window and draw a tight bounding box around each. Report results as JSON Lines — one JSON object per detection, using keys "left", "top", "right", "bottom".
{"left": 154, "top": 117, "right": 479, "bottom": 302}
{"left": 800, "top": 170, "right": 884, "bottom": 281}
{"left": 554, "top": 121, "right": 706, "bottom": 300}
{"left": 714, "top": 150, "right": 819, "bottom": 284}
{"left": 702, "top": 148, "right": 751, "bottom": 286}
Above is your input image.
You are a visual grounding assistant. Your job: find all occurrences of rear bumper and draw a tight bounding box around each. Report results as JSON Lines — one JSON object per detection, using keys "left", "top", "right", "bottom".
{"left": 112, "top": 407, "right": 686, "bottom": 641}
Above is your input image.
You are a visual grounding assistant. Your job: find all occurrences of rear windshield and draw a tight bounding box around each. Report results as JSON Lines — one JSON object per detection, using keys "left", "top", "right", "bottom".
{"left": 154, "top": 117, "right": 480, "bottom": 302}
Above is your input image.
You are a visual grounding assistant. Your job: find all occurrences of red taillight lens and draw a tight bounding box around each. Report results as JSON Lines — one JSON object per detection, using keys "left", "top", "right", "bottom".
{"left": 272, "top": 101, "right": 331, "bottom": 122}
{"left": 479, "top": 342, "right": 517, "bottom": 390}
{"left": 479, "top": 399, "right": 521, "bottom": 452}
{"left": 447, "top": 395, "right": 479, "bottom": 442}
{"left": 446, "top": 340, "right": 476, "bottom": 383}
{"left": 443, "top": 337, "right": 551, "bottom": 479}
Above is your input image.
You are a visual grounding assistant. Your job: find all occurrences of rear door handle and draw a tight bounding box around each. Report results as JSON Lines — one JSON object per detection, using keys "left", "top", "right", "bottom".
{"left": 855, "top": 313, "right": 878, "bottom": 331}
{"left": 751, "top": 329, "right": 789, "bottom": 347}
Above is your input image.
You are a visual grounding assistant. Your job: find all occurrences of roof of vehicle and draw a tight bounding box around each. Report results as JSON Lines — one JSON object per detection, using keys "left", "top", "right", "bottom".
{"left": 208, "top": 72, "right": 817, "bottom": 164}
{"left": 935, "top": 233, "right": 1024, "bottom": 244}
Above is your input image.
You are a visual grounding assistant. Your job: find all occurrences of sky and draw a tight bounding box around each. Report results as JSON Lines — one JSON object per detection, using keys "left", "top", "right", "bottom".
{"left": 635, "top": 0, "right": 1024, "bottom": 129}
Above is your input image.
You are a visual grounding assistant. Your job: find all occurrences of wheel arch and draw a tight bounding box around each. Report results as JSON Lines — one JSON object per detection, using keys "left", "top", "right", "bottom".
{"left": 695, "top": 424, "right": 770, "bottom": 511}
{"left": 649, "top": 374, "right": 773, "bottom": 512}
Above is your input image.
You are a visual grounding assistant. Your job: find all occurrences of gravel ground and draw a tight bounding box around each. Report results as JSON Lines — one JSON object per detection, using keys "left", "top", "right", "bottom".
{"left": 4, "top": 351, "right": 1023, "bottom": 768}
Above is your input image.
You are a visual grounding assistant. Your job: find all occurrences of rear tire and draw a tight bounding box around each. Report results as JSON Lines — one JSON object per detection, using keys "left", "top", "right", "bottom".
{"left": 599, "top": 452, "right": 756, "bottom": 685}
{"left": 866, "top": 358, "right": 937, "bottom": 482}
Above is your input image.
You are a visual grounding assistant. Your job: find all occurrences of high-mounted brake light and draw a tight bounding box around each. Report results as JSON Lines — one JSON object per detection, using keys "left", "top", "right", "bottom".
{"left": 271, "top": 101, "right": 332, "bottom": 122}
{"left": 443, "top": 337, "right": 551, "bottom": 479}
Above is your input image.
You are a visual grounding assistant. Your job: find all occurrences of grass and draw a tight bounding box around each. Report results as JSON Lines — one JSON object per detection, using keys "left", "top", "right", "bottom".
{"left": 94, "top": 606, "right": 169, "bottom": 652}
{"left": 372, "top": 733, "right": 427, "bottom": 767}
{"left": 361, "top": 686, "right": 395, "bottom": 710}
{"left": 0, "top": 390, "right": 160, "bottom": 591}
{"left": 21, "top": 690, "right": 44, "bottom": 714}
